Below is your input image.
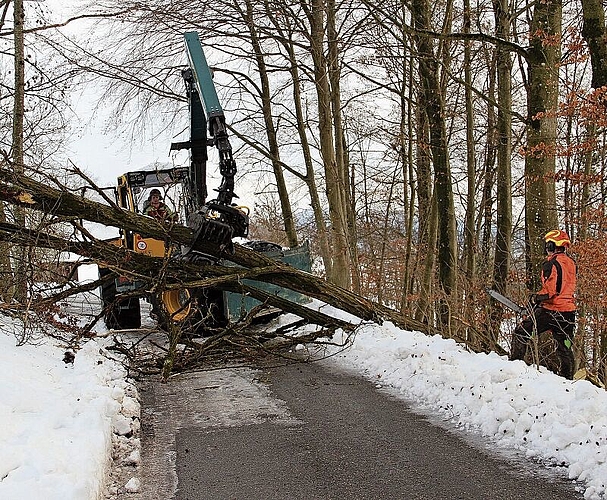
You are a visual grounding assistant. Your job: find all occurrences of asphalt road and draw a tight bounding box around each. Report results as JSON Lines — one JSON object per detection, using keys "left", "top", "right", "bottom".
{"left": 133, "top": 360, "right": 582, "bottom": 500}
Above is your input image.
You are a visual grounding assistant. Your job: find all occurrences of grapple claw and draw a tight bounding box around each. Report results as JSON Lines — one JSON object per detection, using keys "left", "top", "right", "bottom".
{"left": 185, "top": 202, "right": 248, "bottom": 255}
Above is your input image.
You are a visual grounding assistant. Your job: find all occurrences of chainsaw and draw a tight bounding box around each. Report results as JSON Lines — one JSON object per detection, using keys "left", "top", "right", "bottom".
{"left": 485, "top": 288, "right": 527, "bottom": 315}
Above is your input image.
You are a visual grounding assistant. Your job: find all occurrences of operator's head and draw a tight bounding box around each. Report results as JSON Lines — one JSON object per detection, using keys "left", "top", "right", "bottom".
{"left": 149, "top": 188, "right": 162, "bottom": 205}
{"left": 544, "top": 229, "right": 571, "bottom": 253}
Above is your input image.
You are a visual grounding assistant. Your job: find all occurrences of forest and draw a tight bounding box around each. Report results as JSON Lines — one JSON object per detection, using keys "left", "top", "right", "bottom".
{"left": 0, "top": 0, "right": 606, "bottom": 381}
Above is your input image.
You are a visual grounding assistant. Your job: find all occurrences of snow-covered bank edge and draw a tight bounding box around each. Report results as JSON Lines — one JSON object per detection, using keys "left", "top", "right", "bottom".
{"left": 100, "top": 339, "right": 142, "bottom": 499}
{"left": 328, "top": 321, "right": 607, "bottom": 500}
{"left": 0, "top": 324, "right": 141, "bottom": 500}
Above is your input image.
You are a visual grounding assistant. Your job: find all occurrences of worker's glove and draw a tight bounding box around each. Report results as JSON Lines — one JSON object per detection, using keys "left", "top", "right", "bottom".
{"left": 528, "top": 293, "right": 548, "bottom": 307}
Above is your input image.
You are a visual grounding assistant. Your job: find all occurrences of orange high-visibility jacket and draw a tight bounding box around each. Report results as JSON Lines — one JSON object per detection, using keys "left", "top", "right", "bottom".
{"left": 538, "top": 252, "right": 577, "bottom": 312}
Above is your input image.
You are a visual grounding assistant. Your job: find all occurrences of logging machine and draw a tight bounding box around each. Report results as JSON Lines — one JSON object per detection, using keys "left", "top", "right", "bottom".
{"left": 99, "top": 32, "right": 310, "bottom": 333}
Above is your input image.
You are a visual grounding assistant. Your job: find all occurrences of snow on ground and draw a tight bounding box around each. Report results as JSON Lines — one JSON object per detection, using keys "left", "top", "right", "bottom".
{"left": 326, "top": 320, "right": 607, "bottom": 500}
{"left": 1, "top": 294, "right": 606, "bottom": 499}
{"left": 0, "top": 316, "right": 140, "bottom": 500}
{"left": 0, "top": 260, "right": 141, "bottom": 500}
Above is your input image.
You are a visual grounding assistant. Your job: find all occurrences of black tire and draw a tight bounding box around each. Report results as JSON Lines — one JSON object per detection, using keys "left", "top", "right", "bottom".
{"left": 114, "top": 298, "right": 142, "bottom": 330}
{"left": 189, "top": 287, "right": 227, "bottom": 336}
{"left": 155, "top": 287, "right": 226, "bottom": 337}
{"left": 99, "top": 267, "right": 118, "bottom": 329}
{"left": 241, "top": 240, "right": 283, "bottom": 255}
{"left": 99, "top": 267, "right": 142, "bottom": 330}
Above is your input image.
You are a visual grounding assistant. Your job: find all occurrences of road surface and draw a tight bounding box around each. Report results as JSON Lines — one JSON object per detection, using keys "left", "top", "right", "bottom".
{"left": 131, "top": 359, "right": 581, "bottom": 500}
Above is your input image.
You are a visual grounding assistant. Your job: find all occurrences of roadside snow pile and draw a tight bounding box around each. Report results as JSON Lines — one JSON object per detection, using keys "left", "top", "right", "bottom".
{"left": 330, "top": 321, "right": 607, "bottom": 500}
{"left": 0, "top": 319, "right": 140, "bottom": 500}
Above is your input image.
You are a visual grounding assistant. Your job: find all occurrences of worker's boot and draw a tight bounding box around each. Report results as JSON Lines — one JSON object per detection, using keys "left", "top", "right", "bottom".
{"left": 510, "top": 329, "right": 529, "bottom": 362}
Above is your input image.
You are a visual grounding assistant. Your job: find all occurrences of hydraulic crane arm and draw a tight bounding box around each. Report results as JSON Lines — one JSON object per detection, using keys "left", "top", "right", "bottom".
{"left": 183, "top": 31, "right": 237, "bottom": 207}
{"left": 172, "top": 31, "right": 248, "bottom": 253}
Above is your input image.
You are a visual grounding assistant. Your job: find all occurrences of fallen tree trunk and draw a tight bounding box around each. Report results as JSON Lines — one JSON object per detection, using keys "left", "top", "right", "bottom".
{"left": 0, "top": 170, "right": 440, "bottom": 337}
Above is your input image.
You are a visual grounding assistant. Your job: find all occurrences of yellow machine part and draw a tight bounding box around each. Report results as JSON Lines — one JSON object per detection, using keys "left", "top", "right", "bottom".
{"left": 162, "top": 288, "right": 192, "bottom": 322}
{"left": 131, "top": 235, "right": 192, "bottom": 322}
{"left": 112, "top": 231, "right": 194, "bottom": 322}
{"left": 133, "top": 234, "right": 170, "bottom": 257}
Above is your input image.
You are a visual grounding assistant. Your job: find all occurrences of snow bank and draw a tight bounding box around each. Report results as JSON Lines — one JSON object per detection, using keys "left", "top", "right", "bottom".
{"left": 0, "top": 326, "right": 137, "bottom": 500}
{"left": 331, "top": 322, "right": 607, "bottom": 500}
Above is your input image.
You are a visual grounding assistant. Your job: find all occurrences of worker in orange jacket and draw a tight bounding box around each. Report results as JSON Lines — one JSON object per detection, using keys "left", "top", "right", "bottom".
{"left": 510, "top": 229, "right": 577, "bottom": 379}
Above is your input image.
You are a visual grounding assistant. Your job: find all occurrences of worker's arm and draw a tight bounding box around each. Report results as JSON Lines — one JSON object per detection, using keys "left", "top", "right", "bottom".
{"left": 535, "top": 258, "right": 557, "bottom": 303}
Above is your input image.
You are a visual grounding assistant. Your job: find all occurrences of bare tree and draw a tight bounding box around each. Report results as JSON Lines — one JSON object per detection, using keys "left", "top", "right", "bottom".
{"left": 488, "top": 0, "right": 513, "bottom": 345}
{"left": 11, "top": 0, "right": 27, "bottom": 302}
{"left": 9, "top": 0, "right": 603, "bottom": 380}
{"left": 524, "top": 0, "right": 561, "bottom": 286}
{"left": 411, "top": 0, "right": 458, "bottom": 330}
{"left": 580, "top": 0, "right": 607, "bottom": 89}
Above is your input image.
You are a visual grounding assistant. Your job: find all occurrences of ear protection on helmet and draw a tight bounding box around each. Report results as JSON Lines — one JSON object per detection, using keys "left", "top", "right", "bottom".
{"left": 545, "top": 240, "right": 556, "bottom": 253}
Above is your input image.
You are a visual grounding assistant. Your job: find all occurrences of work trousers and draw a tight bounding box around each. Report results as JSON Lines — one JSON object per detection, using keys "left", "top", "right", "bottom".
{"left": 510, "top": 307, "right": 576, "bottom": 380}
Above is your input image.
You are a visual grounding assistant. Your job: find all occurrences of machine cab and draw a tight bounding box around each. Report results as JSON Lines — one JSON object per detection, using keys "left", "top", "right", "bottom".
{"left": 114, "top": 167, "right": 189, "bottom": 257}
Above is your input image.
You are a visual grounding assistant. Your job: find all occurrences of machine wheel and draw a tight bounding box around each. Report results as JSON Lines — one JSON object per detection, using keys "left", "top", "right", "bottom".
{"left": 187, "top": 287, "right": 227, "bottom": 336}
{"left": 99, "top": 268, "right": 142, "bottom": 330}
{"left": 155, "top": 287, "right": 226, "bottom": 337}
{"left": 241, "top": 240, "right": 283, "bottom": 254}
{"left": 113, "top": 298, "right": 142, "bottom": 330}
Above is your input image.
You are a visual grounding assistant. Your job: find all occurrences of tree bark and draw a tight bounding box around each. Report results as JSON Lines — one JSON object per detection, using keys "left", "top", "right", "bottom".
{"left": 273, "top": 25, "right": 334, "bottom": 278}
{"left": 243, "top": 0, "right": 298, "bottom": 248}
{"left": 479, "top": 53, "right": 497, "bottom": 270}
{"left": 414, "top": 88, "right": 433, "bottom": 319}
{"left": 415, "top": 193, "right": 438, "bottom": 325}
{"left": 462, "top": 0, "right": 477, "bottom": 284}
{"left": 12, "top": 0, "right": 27, "bottom": 303}
{"left": 489, "top": 0, "right": 513, "bottom": 347}
{"left": 326, "top": 0, "right": 360, "bottom": 293}
{"left": 524, "top": 0, "right": 561, "bottom": 287}
{"left": 0, "top": 171, "right": 440, "bottom": 336}
{"left": 580, "top": 0, "right": 607, "bottom": 89}
{"left": 411, "top": 0, "right": 458, "bottom": 330}
{"left": 399, "top": 58, "right": 416, "bottom": 315}
{"left": 0, "top": 203, "right": 13, "bottom": 301}
{"left": 307, "top": 0, "right": 352, "bottom": 289}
